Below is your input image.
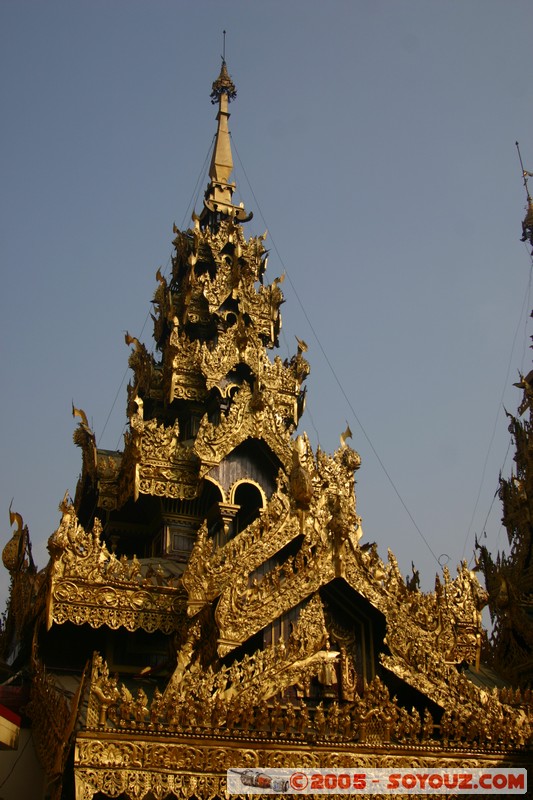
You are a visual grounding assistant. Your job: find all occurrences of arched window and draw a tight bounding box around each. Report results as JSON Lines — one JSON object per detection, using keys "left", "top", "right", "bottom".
{"left": 232, "top": 481, "right": 264, "bottom": 536}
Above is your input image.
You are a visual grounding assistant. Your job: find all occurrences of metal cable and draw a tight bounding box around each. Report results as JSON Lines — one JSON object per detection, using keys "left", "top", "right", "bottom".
{"left": 231, "top": 134, "right": 440, "bottom": 565}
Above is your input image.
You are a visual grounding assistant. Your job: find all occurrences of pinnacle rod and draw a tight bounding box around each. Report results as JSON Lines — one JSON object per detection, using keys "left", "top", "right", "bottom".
{"left": 516, "top": 140, "right": 531, "bottom": 200}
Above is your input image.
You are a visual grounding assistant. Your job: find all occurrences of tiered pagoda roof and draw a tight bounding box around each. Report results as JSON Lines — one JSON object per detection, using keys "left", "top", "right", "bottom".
{"left": 1, "top": 60, "right": 531, "bottom": 800}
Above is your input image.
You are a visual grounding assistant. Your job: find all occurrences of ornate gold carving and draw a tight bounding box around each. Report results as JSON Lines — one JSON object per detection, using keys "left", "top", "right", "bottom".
{"left": 95, "top": 450, "right": 121, "bottom": 511}
{"left": 214, "top": 542, "right": 335, "bottom": 654}
{"left": 181, "top": 488, "right": 298, "bottom": 616}
{"left": 166, "top": 327, "right": 206, "bottom": 402}
{"left": 289, "top": 435, "right": 314, "bottom": 509}
{"left": 206, "top": 434, "right": 368, "bottom": 653}
{"left": 47, "top": 502, "right": 186, "bottom": 633}
{"left": 119, "top": 402, "right": 201, "bottom": 501}
{"left": 4, "top": 64, "right": 531, "bottom": 800}
{"left": 194, "top": 383, "right": 292, "bottom": 477}
{"left": 84, "top": 640, "right": 530, "bottom": 751}
{"left": 75, "top": 641, "right": 531, "bottom": 800}
{"left": 1, "top": 509, "right": 40, "bottom": 656}
{"left": 125, "top": 334, "right": 158, "bottom": 399}
{"left": 2, "top": 507, "right": 33, "bottom": 574}
{"left": 137, "top": 417, "right": 200, "bottom": 500}
{"left": 382, "top": 561, "right": 487, "bottom": 668}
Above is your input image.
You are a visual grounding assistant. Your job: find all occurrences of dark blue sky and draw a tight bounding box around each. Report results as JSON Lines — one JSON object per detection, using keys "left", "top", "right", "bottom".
{"left": 1, "top": 0, "right": 532, "bottom": 608}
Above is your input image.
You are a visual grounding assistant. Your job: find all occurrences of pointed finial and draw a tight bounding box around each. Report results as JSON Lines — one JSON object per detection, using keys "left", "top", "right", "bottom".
{"left": 223, "top": 30, "right": 226, "bottom": 62}
{"left": 517, "top": 141, "right": 533, "bottom": 250}
{"left": 516, "top": 141, "right": 532, "bottom": 202}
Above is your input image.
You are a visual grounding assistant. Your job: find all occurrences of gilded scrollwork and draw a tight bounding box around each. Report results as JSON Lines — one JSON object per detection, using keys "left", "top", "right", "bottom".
{"left": 95, "top": 450, "right": 121, "bottom": 511}
{"left": 70, "top": 633, "right": 532, "bottom": 799}
{"left": 47, "top": 502, "right": 186, "bottom": 634}
{"left": 120, "top": 409, "right": 201, "bottom": 501}
{"left": 166, "top": 326, "right": 206, "bottom": 402}
{"left": 194, "top": 383, "right": 293, "bottom": 477}
{"left": 381, "top": 561, "right": 487, "bottom": 674}
{"left": 181, "top": 488, "right": 299, "bottom": 616}
{"left": 214, "top": 541, "right": 335, "bottom": 653}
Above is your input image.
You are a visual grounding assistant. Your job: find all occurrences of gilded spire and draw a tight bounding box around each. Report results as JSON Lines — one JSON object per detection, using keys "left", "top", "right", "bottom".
{"left": 202, "top": 59, "right": 252, "bottom": 225}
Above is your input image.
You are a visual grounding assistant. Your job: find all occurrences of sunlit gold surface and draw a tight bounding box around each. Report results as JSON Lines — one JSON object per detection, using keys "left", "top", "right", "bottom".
{"left": 1, "top": 60, "right": 531, "bottom": 800}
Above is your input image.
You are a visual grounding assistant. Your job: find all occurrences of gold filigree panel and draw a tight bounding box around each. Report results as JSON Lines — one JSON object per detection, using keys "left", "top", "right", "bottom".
{"left": 47, "top": 503, "right": 186, "bottom": 634}
{"left": 181, "top": 490, "right": 299, "bottom": 616}
{"left": 49, "top": 583, "right": 184, "bottom": 634}
{"left": 214, "top": 544, "right": 336, "bottom": 654}
{"left": 194, "top": 383, "right": 293, "bottom": 478}
{"left": 74, "top": 731, "right": 531, "bottom": 800}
